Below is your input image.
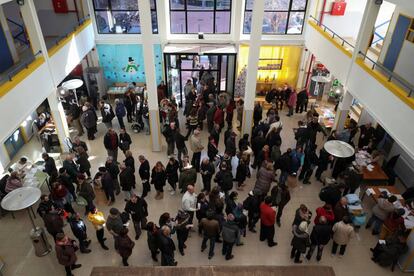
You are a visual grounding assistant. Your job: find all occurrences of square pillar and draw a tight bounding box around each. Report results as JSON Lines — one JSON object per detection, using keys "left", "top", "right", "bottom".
{"left": 47, "top": 93, "right": 71, "bottom": 152}
{"left": 333, "top": 90, "right": 353, "bottom": 131}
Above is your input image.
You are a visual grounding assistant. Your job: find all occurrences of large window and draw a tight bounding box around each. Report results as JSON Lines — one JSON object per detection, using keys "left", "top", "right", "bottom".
{"left": 243, "top": 0, "right": 307, "bottom": 35}
{"left": 93, "top": 0, "right": 158, "bottom": 34}
{"left": 170, "top": 0, "right": 232, "bottom": 34}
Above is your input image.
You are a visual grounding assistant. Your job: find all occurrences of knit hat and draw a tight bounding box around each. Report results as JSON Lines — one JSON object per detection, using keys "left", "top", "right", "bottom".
{"left": 298, "top": 221, "right": 308, "bottom": 233}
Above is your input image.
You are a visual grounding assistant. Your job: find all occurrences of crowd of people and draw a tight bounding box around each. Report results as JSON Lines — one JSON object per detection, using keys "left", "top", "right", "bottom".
{"left": 2, "top": 79, "right": 411, "bottom": 276}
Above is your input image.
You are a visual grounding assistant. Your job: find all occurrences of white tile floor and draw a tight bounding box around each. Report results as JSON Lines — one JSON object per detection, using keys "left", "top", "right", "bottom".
{"left": 0, "top": 106, "right": 405, "bottom": 276}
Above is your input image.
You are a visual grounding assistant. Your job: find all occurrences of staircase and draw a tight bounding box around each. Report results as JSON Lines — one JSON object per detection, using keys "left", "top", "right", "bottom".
{"left": 369, "top": 20, "right": 391, "bottom": 56}
{"left": 6, "top": 18, "right": 30, "bottom": 53}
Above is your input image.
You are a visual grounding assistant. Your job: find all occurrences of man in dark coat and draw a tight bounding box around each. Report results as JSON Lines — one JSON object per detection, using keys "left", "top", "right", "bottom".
{"left": 101, "top": 168, "right": 115, "bottom": 205}
{"left": 306, "top": 216, "right": 332, "bottom": 261}
{"left": 43, "top": 208, "right": 64, "bottom": 241}
{"left": 139, "top": 155, "right": 151, "bottom": 198}
{"left": 174, "top": 129, "right": 188, "bottom": 168}
{"left": 271, "top": 184, "right": 291, "bottom": 227}
{"left": 68, "top": 213, "right": 91, "bottom": 253}
{"left": 252, "top": 131, "right": 266, "bottom": 169}
{"left": 124, "top": 194, "right": 148, "bottom": 240}
{"left": 105, "top": 156, "right": 121, "bottom": 195}
{"left": 55, "top": 233, "right": 82, "bottom": 275}
{"left": 103, "top": 128, "right": 119, "bottom": 163}
{"left": 243, "top": 191, "right": 261, "bottom": 232}
{"left": 42, "top": 153, "right": 57, "bottom": 183}
{"left": 62, "top": 154, "right": 79, "bottom": 183}
{"left": 225, "top": 132, "right": 237, "bottom": 157}
{"left": 57, "top": 167, "right": 77, "bottom": 200}
{"left": 162, "top": 122, "right": 177, "bottom": 156}
{"left": 119, "top": 163, "right": 135, "bottom": 201}
{"left": 159, "top": 226, "right": 177, "bottom": 266}
{"left": 296, "top": 89, "right": 308, "bottom": 113}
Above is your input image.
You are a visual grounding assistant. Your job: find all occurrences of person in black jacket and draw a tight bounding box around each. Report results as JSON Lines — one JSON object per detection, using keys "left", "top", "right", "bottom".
{"left": 207, "top": 136, "right": 219, "bottom": 162}
{"left": 124, "top": 150, "right": 136, "bottom": 175}
{"left": 252, "top": 131, "right": 266, "bottom": 169}
{"left": 151, "top": 162, "right": 167, "bottom": 200}
{"left": 139, "top": 155, "right": 151, "bottom": 198}
{"left": 214, "top": 163, "right": 233, "bottom": 199}
{"left": 174, "top": 129, "right": 188, "bottom": 168}
{"left": 235, "top": 156, "right": 248, "bottom": 191}
{"left": 296, "top": 89, "right": 308, "bottom": 113}
{"left": 103, "top": 128, "right": 119, "bottom": 163}
{"left": 243, "top": 191, "right": 260, "bottom": 232}
{"left": 75, "top": 146, "right": 91, "bottom": 178}
{"left": 166, "top": 157, "right": 179, "bottom": 195}
{"left": 57, "top": 167, "right": 77, "bottom": 200}
{"left": 306, "top": 115, "right": 327, "bottom": 146}
{"left": 119, "top": 128, "right": 132, "bottom": 153}
{"left": 253, "top": 102, "right": 263, "bottom": 127}
{"left": 37, "top": 194, "right": 54, "bottom": 218}
{"left": 76, "top": 174, "right": 95, "bottom": 215}
{"left": 294, "top": 121, "right": 309, "bottom": 148}
{"left": 125, "top": 194, "right": 148, "bottom": 240}
{"left": 200, "top": 158, "right": 215, "bottom": 193}
{"left": 306, "top": 216, "right": 332, "bottom": 261}
{"left": 105, "top": 156, "right": 121, "bottom": 195}
{"left": 119, "top": 163, "right": 135, "bottom": 201}
{"left": 163, "top": 122, "right": 177, "bottom": 156}
{"left": 225, "top": 132, "right": 237, "bottom": 158}
{"left": 159, "top": 226, "right": 177, "bottom": 266}
{"left": 68, "top": 213, "right": 91, "bottom": 253}
{"left": 146, "top": 221, "right": 160, "bottom": 261}
{"left": 271, "top": 184, "right": 291, "bottom": 227}
{"left": 42, "top": 153, "right": 57, "bottom": 183}
{"left": 315, "top": 148, "right": 332, "bottom": 182}
{"left": 100, "top": 167, "right": 115, "bottom": 205}
{"left": 299, "top": 144, "right": 319, "bottom": 184}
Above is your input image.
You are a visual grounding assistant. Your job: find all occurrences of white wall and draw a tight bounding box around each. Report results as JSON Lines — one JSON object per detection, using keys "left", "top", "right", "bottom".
{"left": 304, "top": 22, "right": 353, "bottom": 82}
{"left": 323, "top": 0, "right": 367, "bottom": 40}
{"left": 374, "top": 1, "right": 396, "bottom": 40}
{"left": 394, "top": 41, "right": 414, "bottom": 85}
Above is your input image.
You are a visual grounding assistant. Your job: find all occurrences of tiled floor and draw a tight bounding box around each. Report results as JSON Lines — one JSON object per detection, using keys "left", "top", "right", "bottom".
{"left": 0, "top": 106, "right": 405, "bottom": 276}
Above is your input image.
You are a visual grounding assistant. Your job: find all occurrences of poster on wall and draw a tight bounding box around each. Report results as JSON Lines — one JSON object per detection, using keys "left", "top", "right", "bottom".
{"left": 96, "top": 44, "right": 164, "bottom": 86}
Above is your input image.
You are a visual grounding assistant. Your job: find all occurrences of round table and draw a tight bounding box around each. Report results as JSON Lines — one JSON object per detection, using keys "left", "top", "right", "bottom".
{"left": 324, "top": 140, "right": 355, "bottom": 158}
{"left": 61, "top": 79, "right": 84, "bottom": 105}
{"left": 1, "top": 187, "right": 41, "bottom": 228}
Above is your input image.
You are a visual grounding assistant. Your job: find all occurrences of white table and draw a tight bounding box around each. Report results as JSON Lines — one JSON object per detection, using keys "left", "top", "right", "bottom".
{"left": 324, "top": 140, "right": 355, "bottom": 158}
{"left": 1, "top": 187, "right": 41, "bottom": 228}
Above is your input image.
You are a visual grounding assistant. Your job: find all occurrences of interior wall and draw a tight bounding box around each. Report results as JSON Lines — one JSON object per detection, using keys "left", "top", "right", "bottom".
{"left": 374, "top": 1, "right": 396, "bottom": 41}
{"left": 322, "top": 0, "right": 367, "bottom": 40}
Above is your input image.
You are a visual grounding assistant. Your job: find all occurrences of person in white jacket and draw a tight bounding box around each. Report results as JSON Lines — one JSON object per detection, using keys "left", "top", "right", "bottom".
{"left": 182, "top": 185, "right": 197, "bottom": 225}
{"left": 331, "top": 216, "right": 355, "bottom": 257}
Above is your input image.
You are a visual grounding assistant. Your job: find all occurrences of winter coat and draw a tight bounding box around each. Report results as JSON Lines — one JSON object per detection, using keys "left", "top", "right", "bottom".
{"left": 236, "top": 161, "right": 248, "bottom": 183}
{"left": 253, "top": 167, "right": 274, "bottom": 196}
{"left": 151, "top": 169, "right": 167, "bottom": 190}
{"left": 200, "top": 162, "right": 215, "bottom": 182}
{"left": 260, "top": 203, "right": 276, "bottom": 226}
{"left": 104, "top": 133, "right": 119, "bottom": 150}
{"left": 125, "top": 198, "right": 148, "bottom": 221}
{"left": 158, "top": 234, "right": 176, "bottom": 266}
{"left": 77, "top": 180, "right": 95, "bottom": 202}
{"left": 115, "top": 102, "right": 126, "bottom": 118}
{"left": 105, "top": 162, "right": 120, "bottom": 180}
{"left": 333, "top": 202, "right": 349, "bottom": 223}
{"left": 291, "top": 227, "right": 310, "bottom": 253}
{"left": 297, "top": 89, "right": 308, "bottom": 105}
{"left": 287, "top": 91, "right": 297, "bottom": 107}
{"left": 372, "top": 198, "right": 395, "bottom": 221}
{"left": 147, "top": 228, "right": 160, "bottom": 252}
{"left": 81, "top": 109, "right": 97, "bottom": 129}
{"left": 119, "top": 167, "right": 135, "bottom": 191}
{"left": 44, "top": 157, "right": 57, "bottom": 177}
{"left": 115, "top": 235, "right": 135, "bottom": 258}
{"left": 214, "top": 170, "right": 233, "bottom": 192}
{"left": 55, "top": 240, "right": 77, "bottom": 266}
{"left": 124, "top": 156, "right": 135, "bottom": 173}
{"left": 270, "top": 186, "right": 291, "bottom": 207}
{"left": 222, "top": 221, "right": 240, "bottom": 243}
{"left": 62, "top": 160, "right": 79, "bottom": 182}
{"left": 76, "top": 152, "right": 91, "bottom": 172}
{"left": 199, "top": 218, "right": 220, "bottom": 238}
{"left": 271, "top": 145, "right": 281, "bottom": 163}
{"left": 43, "top": 211, "right": 64, "bottom": 234}
{"left": 174, "top": 132, "right": 187, "bottom": 150}
{"left": 178, "top": 167, "right": 197, "bottom": 190}
{"left": 207, "top": 141, "right": 219, "bottom": 160}
{"left": 310, "top": 224, "right": 332, "bottom": 245}
{"left": 101, "top": 103, "right": 115, "bottom": 123}
{"left": 314, "top": 206, "right": 335, "bottom": 225}
{"left": 189, "top": 135, "right": 204, "bottom": 153}
{"left": 139, "top": 160, "right": 150, "bottom": 181}
{"left": 332, "top": 221, "right": 355, "bottom": 245}
{"left": 68, "top": 218, "right": 88, "bottom": 240}
{"left": 119, "top": 133, "right": 132, "bottom": 152}
{"left": 225, "top": 136, "right": 236, "bottom": 157}
{"left": 166, "top": 161, "right": 179, "bottom": 184}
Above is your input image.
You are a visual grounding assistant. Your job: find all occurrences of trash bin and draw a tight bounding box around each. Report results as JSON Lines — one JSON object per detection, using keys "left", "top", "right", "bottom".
{"left": 30, "top": 227, "right": 52, "bottom": 257}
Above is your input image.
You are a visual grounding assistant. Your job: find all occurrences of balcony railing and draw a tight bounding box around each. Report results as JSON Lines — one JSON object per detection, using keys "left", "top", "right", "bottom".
{"left": 47, "top": 15, "right": 90, "bottom": 49}
{"left": 358, "top": 51, "right": 414, "bottom": 98}
{"left": 308, "top": 15, "right": 355, "bottom": 51}
{"left": 0, "top": 50, "right": 43, "bottom": 84}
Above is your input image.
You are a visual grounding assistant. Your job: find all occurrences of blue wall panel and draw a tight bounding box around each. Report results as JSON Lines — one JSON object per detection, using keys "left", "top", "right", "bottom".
{"left": 0, "top": 25, "right": 14, "bottom": 74}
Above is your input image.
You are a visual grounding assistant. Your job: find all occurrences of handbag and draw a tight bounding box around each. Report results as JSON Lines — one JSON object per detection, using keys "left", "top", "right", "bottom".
{"left": 75, "top": 196, "right": 88, "bottom": 206}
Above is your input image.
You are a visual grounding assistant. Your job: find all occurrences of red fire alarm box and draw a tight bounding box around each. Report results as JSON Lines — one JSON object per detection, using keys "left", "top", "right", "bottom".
{"left": 52, "top": 0, "right": 68, "bottom": 13}
{"left": 331, "top": 1, "right": 347, "bottom": 16}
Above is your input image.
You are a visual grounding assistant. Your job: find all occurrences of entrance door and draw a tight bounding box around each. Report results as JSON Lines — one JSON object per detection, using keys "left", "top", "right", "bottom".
{"left": 383, "top": 15, "right": 411, "bottom": 72}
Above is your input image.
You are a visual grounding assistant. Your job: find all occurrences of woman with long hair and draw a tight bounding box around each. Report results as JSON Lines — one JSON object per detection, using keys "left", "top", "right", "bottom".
{"left": 151, "top": 161, "right": 167, "bottom": 200}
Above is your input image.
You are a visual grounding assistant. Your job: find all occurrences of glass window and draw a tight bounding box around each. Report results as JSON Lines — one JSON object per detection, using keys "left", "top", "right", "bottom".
{"left": 170, "top": 0, "right": 232, "bottom": 34}
{"left": 244, "top": 0, "right": 307, "bottom": 35}
{"left": 93, "top": 0, "right": 158, "bottom": 34}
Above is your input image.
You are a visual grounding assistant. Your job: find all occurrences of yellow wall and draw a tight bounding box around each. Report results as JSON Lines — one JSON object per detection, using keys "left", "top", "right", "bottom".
{"left": 238, "top": 45, "right": 302, "bottom": 87}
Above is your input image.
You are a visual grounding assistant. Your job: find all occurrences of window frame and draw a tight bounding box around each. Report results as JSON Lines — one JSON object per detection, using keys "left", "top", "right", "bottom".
{"left": 92, "top": 0, "right": 159, "bottom": 34}
{"left": 169, "top": 0, "right": 232, "bottom": 34}
{"left": 243, "top": 0, "right": 308, "bottom": 35}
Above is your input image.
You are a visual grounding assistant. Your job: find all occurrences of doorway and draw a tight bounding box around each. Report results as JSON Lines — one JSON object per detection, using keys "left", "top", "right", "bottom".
{"left": 164, "top": 52, "right": 236, "bottom": 107}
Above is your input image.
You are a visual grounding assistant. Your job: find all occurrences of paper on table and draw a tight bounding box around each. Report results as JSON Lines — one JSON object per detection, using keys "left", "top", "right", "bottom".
{"left": 404, "top": 219, "right": 414, "bottom": 229}
{"left": 378, "top": 240, "right": 386, "bottom": 245}
{"left": 396, "top": 194, "right": 403, "bottom": 200}
{"left": 366, "top": 188, "right": 375, "bottom": 196}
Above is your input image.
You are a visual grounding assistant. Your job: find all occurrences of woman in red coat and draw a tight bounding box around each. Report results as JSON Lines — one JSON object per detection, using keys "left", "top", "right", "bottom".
{"left": 55, "top": 233, "right": 81, "bottom": 276}
{"left": 287, "top": 89, "right": 297, "bottom": 117}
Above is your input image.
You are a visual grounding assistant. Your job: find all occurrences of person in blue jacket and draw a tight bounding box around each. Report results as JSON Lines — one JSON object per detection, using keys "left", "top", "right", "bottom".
{"left": 115, "top": 98, "right": 127, "bottom": 130}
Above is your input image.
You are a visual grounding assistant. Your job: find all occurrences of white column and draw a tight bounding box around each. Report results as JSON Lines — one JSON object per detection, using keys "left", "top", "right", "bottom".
{"left": 296, "top": 47, "right": 308, "bottom": 89}
{"left": 333, "top": 90, "right": 353, "bottom": 131}
{"left": 353, "top": 0, "right": 381, "bottom": 56}
{"left": 242, "top": 0, "right": 265, "bottom": 136}
{"left": 139, "top": 0, "right": 161, "bottom": 152}
{"left": 232, "top": 0, "right": 243, "bottom": 43}
{"left": 19, "top": 0, "right": 48, "bottom": 56}
{"left": 0, "top": 6, "right": 19, "bottom": 63}
{"left": 47, "top": 93, "right": 71, "bottom": 152}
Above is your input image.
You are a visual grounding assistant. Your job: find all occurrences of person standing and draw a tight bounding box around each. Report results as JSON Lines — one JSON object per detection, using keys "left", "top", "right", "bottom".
{"left": 306, "top": 216, "right": 332, "bottom": 261}
{"left": 43, "top": 207, "right": 64, "bottom": 241}
{"left": 182, "top": 185, "right": 197, "bottom": 225}
{"left": 166, "top": 157, "right": 179, "bottom": 195}
{"left": 62, "top": 154, "right": 79, "bottom": 184}
{"left": 139, "top": 155, "right": 151, "bottom": 198}
{"left": 119, "top": 129, "right": 132, "bottom": 154}
{"left": 115, "top": 228, "right": 135, "bottom": 266}
{"left": 253, "top": 162, "right": 275, "bottom": 199}
{"left": 200, "top": 158, "right": 215, "bottom": 193}
{"left": 68, "top": 213, "right": 91, "bottom": 254}
{"left": 42, "top": 153, "right": 58, "bottom": 183}
{"left": 81, "top": 105, "right": 97, "bottom": 140}
{"left": 105, "top": 156, "right": 121, "bottom": 195}
{"left": 75, "top": 146, "right": 91, "bottom": 178}
{"left": 119, "top": 163, "right": 135, "bottom": 201}
{"left": 55, "top": 233, "right": 82, "bottom": 276}
{"left": 207, "top": 136, "right": 219, "bottom": 162}
{"left": 179, "top": 162, "right": 197, "bottom": 193}
{"left": 76, "top": 174, "right": 95, "bottom": 215}
{"left": 124, "top": 194, "right": 148, "bottom": 240}
{"left": 296, "top": 89, "right": 308, "bottom": 113}
{"left": 174, "top": 129, "right": 188, "bottom": 167}
{"left": 100, "top": 100, "right": 115, "bottom": 129}
{"left": 235, "top": 156, "right": 248, "bottom": 191}
{"left": 200, "top": 209, "right": 220, "bottom": 259}
{"left": 214, "top": 163, "right": 233, "bottom": 199}
{"left": 162, "top": 122, "right": 177, "bottom": 156}
{"left": 114, "top": 98, "right": 126, "bottom": 129}
{"left": 366, "top": 195, "right": 396, "bottom": 235}
{"left": 101, "top": 167, "right": 116, "bottom": 205}
{"left": 334, "top": 197, "right": 349, "bottom": 223}
{"left": 189, "top": 129, "right": 204, "bottom": 172}
{"left": 151, "top": 161, "right": 167, "bottom": 200}
{"left": 331, "top": 216, "right": 355, "bottom": 257}
{"left": 287, "top": 89, "right": 297, "bottom": 117}
{"left": 87, "top": 206, "right": 109, "bottom": 250}
{"left": 104, "top": 128, "right": 119, "bottom": 163}
{"left": 260, "top": 196, "right": 277, "bottom": 247}
{"left": 358, "top": 122, "right": 375, "bottom": 148}
{"left": 175, "top": 210, "right": 192, "bottom": 256}
{"left": 221, "top": 214, "right": 240, "bottom": 260}
{"left": 146, "top": 222, "right": 160, "bottom": 262}
{"left": 270, "top": 184, "right": 291, "bottom": 227}
{"left": 243, "top": 191, "right": 261, "bottom": 233}
{"left": 159, "top": 226, "right": 177, "bottom": 266}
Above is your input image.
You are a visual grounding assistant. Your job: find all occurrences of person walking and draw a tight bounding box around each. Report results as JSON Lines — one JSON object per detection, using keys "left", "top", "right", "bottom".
{"left": 190, "top": 129, "right": 204, "bottom": 172}
{"left": 119, "top": 163, "right": 135, "bottom": 201}
{"left": 103, "top": 128, "right": 119, "bottom": 163}
{"left": 331, "top": 216, "right": 355, "bottom": 257}
{"left": 166, "top": 157, "right": 179, "bottom": 195}
{"left": 68, "top": 213, "right": 91, "bottom": 254}
{"left": 139, "top": 155, "right": 151, "bottom": 198}
{"left": 200, "top": 209, "right": 220, "bottom": 259}
{"left": 200, "top": 157, "right": 215, "bottom": 193}
{"left": 87, "top": 206, "right": 109, "bottom": 250}
{"left": 151, "top": 161, "right": 167, "bottom": 200}
{"left": 306, "top": 216, "right": 332, "bottom": 261}
{"left": 115, "top": 228, "right": 135, "bottom": 266}
{"left": 159, "top": 226, "right": 177, "bottom": 266}
{"left": 290, "top": 221, "right": 310, "bottom": 263}
{"left": 124, "top": 194, "right": 148, "bottom": 240}
{"left": 260, "top": 196, "right": 277, "bottom": 247}
{"left": 114, "top": 98, "right": 127, "bottom": 129}
{"left": 222, "top": 213, "right": 240, "bottom": 260}
{"left": 55, "top": 233, "right": 82, "bottom": 276}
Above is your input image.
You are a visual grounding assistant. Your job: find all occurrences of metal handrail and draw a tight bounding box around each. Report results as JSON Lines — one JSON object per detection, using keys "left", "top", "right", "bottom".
{"left": 51, "top": 14, "right": 90, "bottom": 47}
{"left": 358, "top": 51, "right": 414, "bottom": 97}
{"left": 0, "top": 50, "right": 43, "bottom": 83}
{"left": 309, "top": 15, "right": 355, "bottom": 50}
{"left": 371, "top": 19, "right": 390, "bottom": 46}
{"left": 6, "top": 18, "right": 29, "bottom": 45}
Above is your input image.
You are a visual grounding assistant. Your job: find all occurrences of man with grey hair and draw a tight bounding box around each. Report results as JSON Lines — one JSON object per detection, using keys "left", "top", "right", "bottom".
{"left": 306, "top": 216, "right": 332, "bottom": 261}
{"left": 138, "top": 155, "right": 151, "bottom": 198}
{"left": 190, "top": 129, "right": 204, "bottom": 172}
{"left": 221, "top": 213, "right": 240, "bottom": 260}
{"left": 159, "top": 226, "right": 177, "bottom": 266}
